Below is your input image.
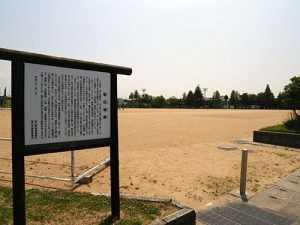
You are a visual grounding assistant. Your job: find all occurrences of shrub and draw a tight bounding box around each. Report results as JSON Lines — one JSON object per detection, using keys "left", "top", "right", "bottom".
{"left": 284, "top": 113, "right": 300, "bottom": 132}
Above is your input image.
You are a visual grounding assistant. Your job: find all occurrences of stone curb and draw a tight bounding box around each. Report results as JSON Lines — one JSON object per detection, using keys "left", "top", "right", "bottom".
{"left": 171, "top": 199, "right": 190, "bottom": 209}
{"left": 151, "top": 208, "right": 196, "bottom": 225}
{"left": 251, "top": 142, "right": 300, "bottom": 151}
{"left": 122, "top": 195, "right": 172, "bottom": 203}
{"left": 233, "top": 139, "right": 300, "bottom": 152}
{"left": 122, "top": 195, "right": 196, "bottom": 224}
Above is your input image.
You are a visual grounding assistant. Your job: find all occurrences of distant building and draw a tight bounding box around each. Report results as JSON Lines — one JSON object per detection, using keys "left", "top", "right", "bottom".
{"left": 220, "top": 95, "right": 229, "bottom": 108}
{"left": 0, "top": 87, "right": 7, "bottom": 107}
{"left": 117, "top": 98, "right": 132, "bottom": 108}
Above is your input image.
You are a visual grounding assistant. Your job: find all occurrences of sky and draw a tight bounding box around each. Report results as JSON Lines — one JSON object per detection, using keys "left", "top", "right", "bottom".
{"left": 0, "top": 0, "right": 300, "bottom": 98}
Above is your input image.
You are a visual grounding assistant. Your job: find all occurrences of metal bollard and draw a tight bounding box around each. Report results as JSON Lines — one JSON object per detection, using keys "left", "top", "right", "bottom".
{"left": 240, "top": 149, "right": 248, "bottom": 197}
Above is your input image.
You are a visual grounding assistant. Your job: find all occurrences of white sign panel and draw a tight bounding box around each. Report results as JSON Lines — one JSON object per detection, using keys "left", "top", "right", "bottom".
{"left": 24, "top": 63, "right": 111, "bottom": 146}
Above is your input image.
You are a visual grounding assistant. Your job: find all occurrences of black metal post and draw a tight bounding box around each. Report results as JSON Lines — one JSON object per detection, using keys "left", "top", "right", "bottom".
{"left": 11, "top": 60, "right": 26, "bottom": 225}
{"left": 110, "top": 73, "right": 120, "bottom": 219}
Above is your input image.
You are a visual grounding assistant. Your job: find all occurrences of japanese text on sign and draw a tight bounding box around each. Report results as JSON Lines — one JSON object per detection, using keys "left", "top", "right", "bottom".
{"left": 24, "top": 63, "right": 111, "bottom": 145}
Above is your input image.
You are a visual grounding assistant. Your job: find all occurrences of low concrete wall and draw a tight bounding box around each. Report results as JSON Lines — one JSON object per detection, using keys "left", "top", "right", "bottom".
{"left": 253, "top": 131, "right": 300, "bottom": 149}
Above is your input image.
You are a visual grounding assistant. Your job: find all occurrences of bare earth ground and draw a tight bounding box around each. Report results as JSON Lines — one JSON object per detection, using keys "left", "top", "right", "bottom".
{"left": 1, "top": 109, "right": 300, "bottom": 211}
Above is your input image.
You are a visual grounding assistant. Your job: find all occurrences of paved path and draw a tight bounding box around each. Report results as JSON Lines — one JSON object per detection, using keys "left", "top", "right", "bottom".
{"left": 197, "top": 168, "right": 300, "bottom": 225}
{"left": 250, "top": 168, "right": 300, "bottom": 224}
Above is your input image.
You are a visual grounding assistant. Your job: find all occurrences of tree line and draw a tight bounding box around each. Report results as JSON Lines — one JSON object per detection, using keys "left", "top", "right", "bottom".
{"left": 125, "top": 76, "right": 299, "bottom": 110}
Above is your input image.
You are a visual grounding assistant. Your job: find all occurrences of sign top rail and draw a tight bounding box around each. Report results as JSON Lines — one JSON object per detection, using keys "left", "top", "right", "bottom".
{"left": 0, "top": 48, "right": 132, "bottom": 75}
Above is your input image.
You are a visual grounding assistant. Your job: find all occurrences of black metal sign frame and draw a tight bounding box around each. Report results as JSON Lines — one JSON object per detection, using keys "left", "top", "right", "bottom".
{"left": 0, "top": 48, "right": 132, "bottom": 225}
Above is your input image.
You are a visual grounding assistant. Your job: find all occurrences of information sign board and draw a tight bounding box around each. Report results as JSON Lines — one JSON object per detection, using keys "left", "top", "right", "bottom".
{"left": 24, "top": 63, "right": 111, "bottom": 146}
{"left": 0, "top": 48, "right": 132, "bottom": 225}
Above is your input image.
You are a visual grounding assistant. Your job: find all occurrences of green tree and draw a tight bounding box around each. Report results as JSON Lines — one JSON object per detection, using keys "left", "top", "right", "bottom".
{"left": 283, "top": 76, "right": 300, "bottom": 118}
{"left": 133, "top": 90, "right": 141, "bottom": 107}
{"left": 206, "top": 99, "right": 214, "bottom": 108}
{"left": 182, "top": 92, "right": 187, "bottom": 107}
{"left": 224, "top": 95, "right": 228, "bottom": 102}
{"left": 240, "top": 93, "right": 249, "bottom": 108}
{"left": 128, "top": 92, "right": 135, "bottom": 107}
{"left": 141, "top": 93, "right": 153, "bottom": 108}
{"left": 248, "top": 94, "right": 257, "bottom": 106}
{"left": 134, "top": 90, "right": 140, "bottom": 101}
{"left": 256, "top": 92, "right": 265, "bottom": 108}
{"left": 224, "top": 95, "right": 229, "bottom": 107}
{"left": 167, "top": 96, "right": 182, "bottom": 108}
{"left": 129, "top": 92, "right": 134, "bottom": 100}
{"left": 152, "top": 95, "right": 166, "bottom": 108}
{"left": 194, "top": 85, "right": 204, "bottom": 108}
{"left": 229, "top": 90, "right": 239, "bottom": 108}
{"left": 211, "top": 90, "right": 221, "bottom": 108}
{"left": 186, "top": 90, "right": 194, "bottom": 108}
{"left": 263, "top": 84, "right": 275, "bottom": 109}
{"left": 4, "top": 98, "right": 11, "bottom": 108}
{"left": 276, "top": 92, "right": 285, "bottom": 109}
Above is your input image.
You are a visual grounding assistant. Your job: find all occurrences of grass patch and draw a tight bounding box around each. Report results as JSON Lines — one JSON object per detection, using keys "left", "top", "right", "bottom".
{"left": 260, "top": 123, "right": 300, "bottom": 134}
{"left": 260, "top": 113, "right": 300, "bottom": 134}
{"left": 0, "top": 186, "right": 177, "bottom": 225}
{"left": 205, "top": 176, "right": 239, "bottom": 198}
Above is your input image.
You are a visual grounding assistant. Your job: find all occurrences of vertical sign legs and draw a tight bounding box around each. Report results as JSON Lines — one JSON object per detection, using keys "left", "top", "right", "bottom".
{"left": 12, "top": 60, "right": 26, "bottom": 225}
{"left": 12, "top": 153, "right": 25, "bottom": 225}
{"left": 110, "top": 74, "right": 120, "bottom": 219}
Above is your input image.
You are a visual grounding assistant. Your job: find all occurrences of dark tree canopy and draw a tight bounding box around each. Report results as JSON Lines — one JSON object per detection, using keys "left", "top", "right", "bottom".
{"left": 167, "top": 96, "right": 182, "bottom": 108}
{"left": 124, "top": 77, "right": 298, "bottom": 109}
{"left": 276, "top": 92, "right": 285, "bottom": 109}
{"left": 134, "top": 90, "right": 141, "bottom": 100}
{"left": 152, "top": 95, "right": 166, "bottom": 108}
{"left": 141, "top": 93, "right": 153, "bottom": 107}
{"left": 212, "top": 90, "right": 221, "bottom": 108}
{"left": 229, "top": 90, "right": 239, "bottom": 108}
{"left": 256, "top": 92, "right": 264, "bottom": 108}
{"left": 248, "top": 94, "right": 257, "bottom": 106}
{"left": 194, "top": 85, "right": 204, "bottom": 108}
{"left": 186, "top": 90, "right": 194, "bottom": 107}
{"left": 263, "top": 84, "right": 275, "bottom": 108}
{"left": 224, "top": 95, "right": 229, "bottom": 102}
{"left": 240, "top": 93, "right": 249, "bottom": 108}
{"left": 283, "top": 76, "right": 300, "bottom": 117}
{"left": 182, "top": 92, "right": 187, "bottom": 101}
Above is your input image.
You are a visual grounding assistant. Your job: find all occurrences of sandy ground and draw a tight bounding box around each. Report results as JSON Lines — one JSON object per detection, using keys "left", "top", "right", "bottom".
{"left": 1, "top": 108, "right": 300, "bottom": 210}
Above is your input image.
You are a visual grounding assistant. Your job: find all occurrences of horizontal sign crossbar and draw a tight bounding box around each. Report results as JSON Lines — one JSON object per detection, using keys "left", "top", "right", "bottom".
{"left": 0, "top": 48, "right": 132, "bottom": 75}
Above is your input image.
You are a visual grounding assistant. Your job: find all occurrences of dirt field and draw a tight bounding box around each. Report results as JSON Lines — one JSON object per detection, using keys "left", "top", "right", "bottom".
{"left": 1, "top": 109, "right": 300, "bottom": 210}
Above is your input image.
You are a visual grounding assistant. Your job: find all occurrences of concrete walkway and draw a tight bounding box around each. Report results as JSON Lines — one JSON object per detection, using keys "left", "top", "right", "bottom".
{"left": 197, "top": 168, "right": 300, "bottom": 225}
{"left": 250, "top": 168, "right": 300, "bottom": 224}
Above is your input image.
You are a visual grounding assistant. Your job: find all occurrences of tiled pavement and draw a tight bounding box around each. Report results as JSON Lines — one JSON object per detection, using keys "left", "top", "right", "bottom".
{"left": 197, "top": 169, "right": 300, "bottom": 225}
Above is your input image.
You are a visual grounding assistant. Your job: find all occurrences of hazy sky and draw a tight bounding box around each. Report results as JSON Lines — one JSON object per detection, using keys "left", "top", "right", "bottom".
{"left": 0, "top": 0, "right": 299, "bottom": 98}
